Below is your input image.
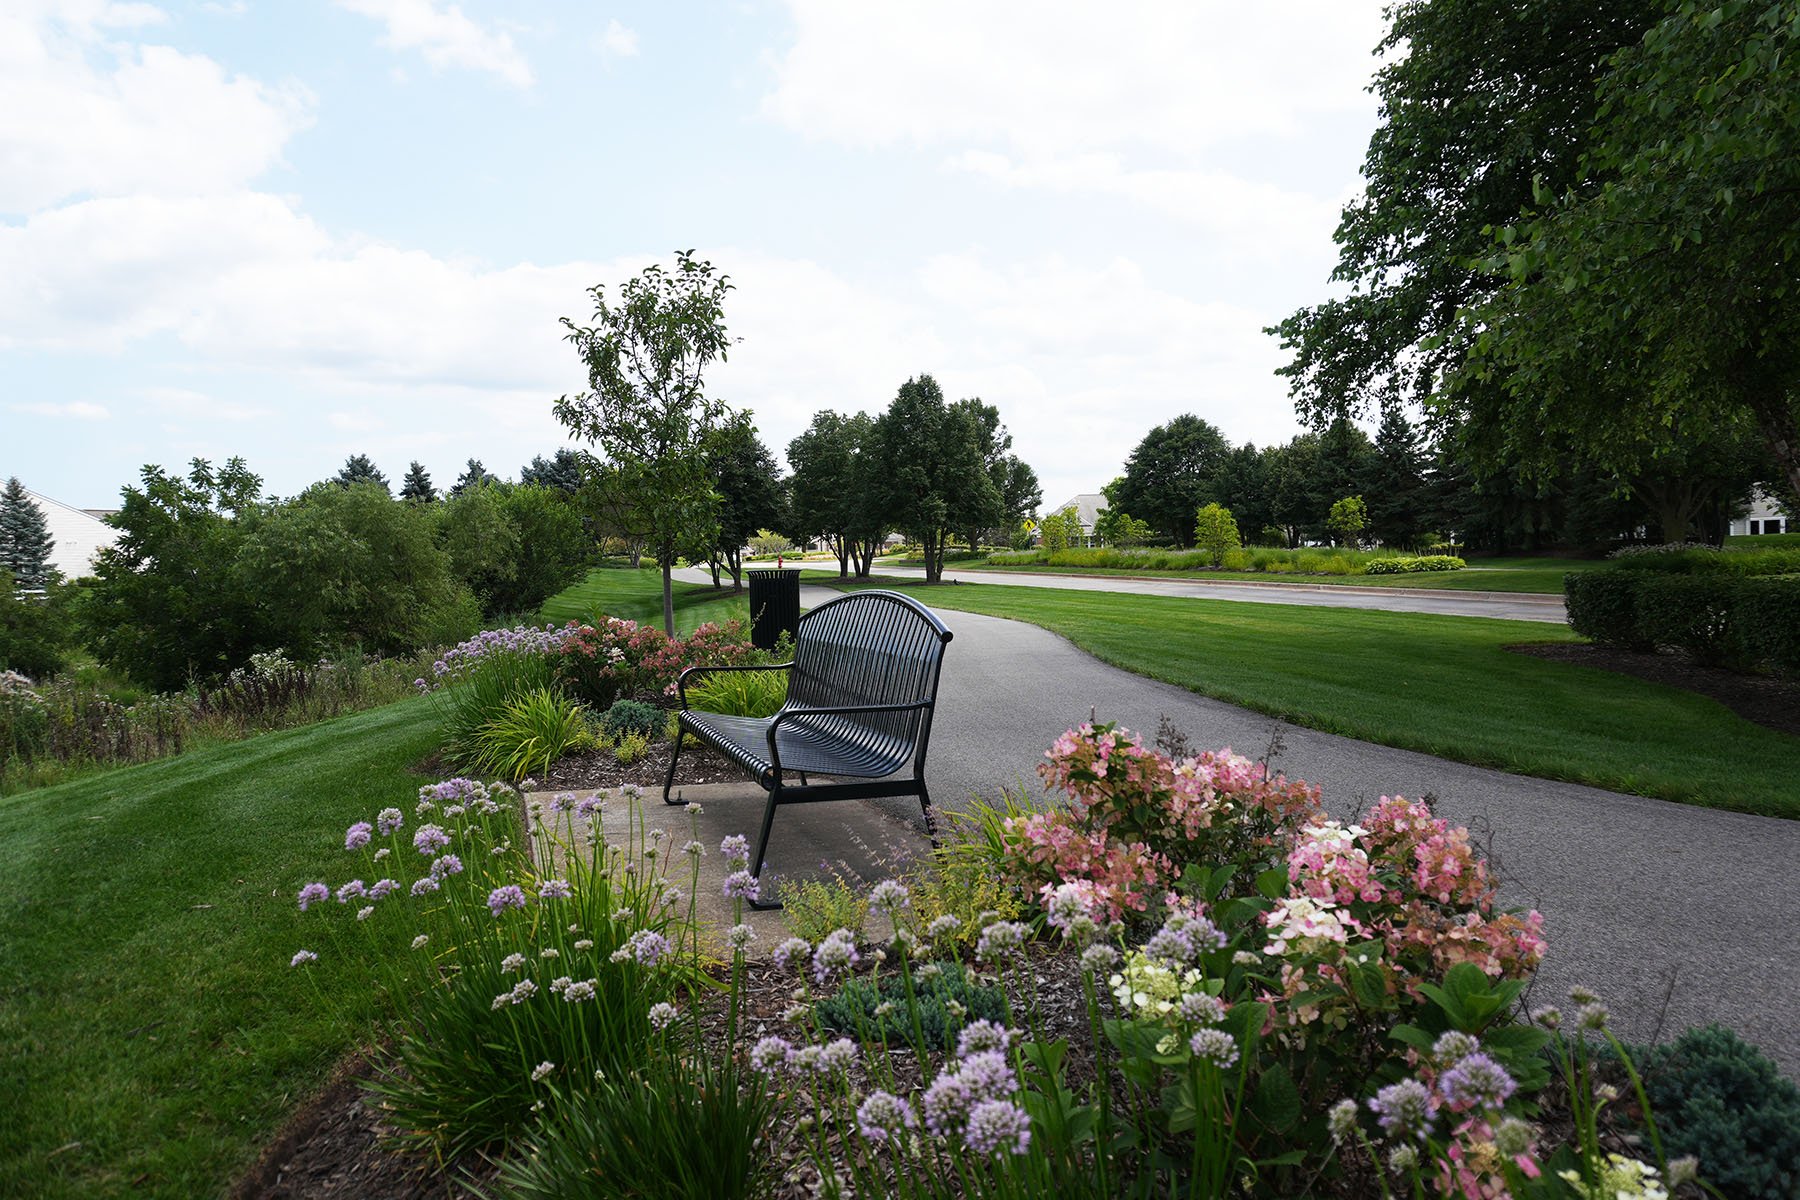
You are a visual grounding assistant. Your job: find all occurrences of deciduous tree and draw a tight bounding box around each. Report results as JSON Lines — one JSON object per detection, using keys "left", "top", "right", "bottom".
{"left": 1111, "top": 415, "right": 1231, "bottom": 545}
{"left": 869, "top": 376, "right": 1001, "bottom": 583}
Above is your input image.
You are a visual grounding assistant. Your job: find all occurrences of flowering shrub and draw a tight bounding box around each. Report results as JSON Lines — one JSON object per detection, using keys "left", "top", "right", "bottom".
{"left": 555, "top": 616, "right": 765, "bottom": 707}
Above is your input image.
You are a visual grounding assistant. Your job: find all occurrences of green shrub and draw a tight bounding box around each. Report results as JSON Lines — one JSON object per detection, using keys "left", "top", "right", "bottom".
{"left": 684, "top": 669, "right": 788, "bottom": 717}
{"left": 1363, "top": 555, "right": 1468, "bottom": 575}
{"left": 1632, "top": 1025, "right": 1800, "bottom": 1200}
{"left": 466, "top": 687, "right": 588, "bottom": 780}
{"left": 1633, "top": 574, "right": 1749, "bottom": 666}
{"left": 495, "top": 1050, "right": 782, "bottom": 1200}
{"left": 1219, "top": 547, "right": 1252, "bottom": 571}
{"left": 779, "top": 874, "right": 870, "bottom": 942}
{"left": 1564, "top": 572, "right": 1653, "bottom": 650}
{"left": 1738, "top": 576, "right": 1800, "bottom": 672}
{"left": 1320, "top": 553, "right": 1355, "bottom": 575}
{"left": 434, "top": 644, "right": 562, "bottom": 769}
{"left": 813, "top": 960, "right": 1007, "bottom": 1051}
{"left": 601, "top": 698, "right": 664, "bottom": 741}
{"left": 1609, "top": 546, "right": 1800, "bottom": 576}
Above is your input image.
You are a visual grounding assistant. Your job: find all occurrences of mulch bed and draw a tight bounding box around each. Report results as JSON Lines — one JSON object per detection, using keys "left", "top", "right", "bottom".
{"left": 1509, "top": 642, "right": 1800, "bottom": 736}
{"left": 529, "top": 734, "right": 743, "bottom": 794}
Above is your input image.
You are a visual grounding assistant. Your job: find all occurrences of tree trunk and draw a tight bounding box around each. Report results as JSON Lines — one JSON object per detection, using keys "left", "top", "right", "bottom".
{"left": 708, "top": 556, "right": 721, "bottom": 588}
{"left": 726, "top": 547, "right": 743, "bottom": 592}
{"left": 660, "top": 564, "right": 676, "bottom": 637}
{"left": 833, "top": 533, "right": 849, "bottom": 578}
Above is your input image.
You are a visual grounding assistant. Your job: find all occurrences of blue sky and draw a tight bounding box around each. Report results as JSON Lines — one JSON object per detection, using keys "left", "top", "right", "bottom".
{"left": 2, "top": 0, "right": 1389, "bottom": 509}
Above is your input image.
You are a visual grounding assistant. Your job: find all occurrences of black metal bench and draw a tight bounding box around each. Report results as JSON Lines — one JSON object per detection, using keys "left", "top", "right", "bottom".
{"left": 663, "top": 589, "right": 954, "bottom": 905}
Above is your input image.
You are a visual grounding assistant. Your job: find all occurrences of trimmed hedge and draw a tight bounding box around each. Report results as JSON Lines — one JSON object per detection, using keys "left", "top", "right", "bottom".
{"left": 1565, "top": 570, "right": 1800, "bottom": 670}
{"left": 1606, "top": 547, "right": 1800, "bottom": 576}
{"left": 1363, "top": 555, "right": 1468, "bottom": 575}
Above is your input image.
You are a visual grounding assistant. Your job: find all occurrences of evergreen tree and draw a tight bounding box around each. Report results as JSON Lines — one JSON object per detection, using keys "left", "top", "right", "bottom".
{"left": 0, "top": 478, "right": 56, "bottom": 588}
{"left": 334, "top": 454, "right": 390, "bottom": 493}
{"left": 399, "top": 461, "right": 437, "bottom": 503}
{"left": 450, "top": 459, "right": 500, "bottom": 497}
{"left": 520, "top": 449, "right": 586, "bottom": 494}
{"left": 1367, "top": 405, "right": 1431, "bottom": 548}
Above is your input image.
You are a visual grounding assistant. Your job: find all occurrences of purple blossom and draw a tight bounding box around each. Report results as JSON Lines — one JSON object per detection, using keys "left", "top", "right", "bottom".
{"left": 614, "top": 929, "right": 670, "bottom": 967}
{"left": 344, "top": 822, "right": 373, "bottom": 851}
{"left": 772, "top": 936, "right": 811, "bottom": 971}
{"left": 547, "top": 792, "right": 575, "bottom": 814}
{"left": 296, "top": 882, "right": 329, "bottom": 911}
{"left": 648, "top": 1002, "right": 679, "bottom": 1030}
{"left": 1188, "top": 1028, "right": 1240, "bottom": 1069}
{"left": 975, "top": 921, "right": 1028, "bottom": 961}
{"left": 487, "top": 884, "right": 528, "bottom": 917}
{"left": 413, "top": 824, "right": 450, "bottom": 856}
{"left": 410, "top": 876, "right": 440, "bottom": 897}
{"left": 722, "top": 870, "right": 761, "bottom": 903}
{"left": 335, "top": 879, "right": 367, "bottom": 904}
{"left": 429, "top": 854, "right": 463, "bottom": 878}
{"left": 290, "top": 949, "right": 318, "bottom": 967}
{"left": 538, "top": 878, "right": 572, "bottom": 900}
{"left": 1437, "top": 1052, "right": 1516, "bottom": 1111}
{"left": 964, "top": 1100, "right": 1031, "bottom": 1156}
{"left": 750, "top": 1036, "right": 792, "bottom": 1073}
{"left": 576, "top": 795, "right": 603, "bottom": 818}
{"left": 812, "top": 929, "right": 859, "bottom": 985}
{"left": 376, "top": 807, "right": 404, "bottom": 836}
{"left": 956, "top": 1020, "right": 1017, "bottom": 1058}
{"left": 369, "top": 878, "right": 399, "bottom": 899}
{"left": 856, "top": 1090, "right": 917, "bottom": 1143}
{"left": 720, "top": 834, "right": 750, "bottom": 864}
{"left": 1368, "top": 1078, "right": 1433, "bottom": 1142}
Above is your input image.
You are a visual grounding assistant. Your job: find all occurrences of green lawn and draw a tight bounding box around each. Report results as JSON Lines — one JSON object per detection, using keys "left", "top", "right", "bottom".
{"left": 805, "top": 573, "right": 1800, "bottom": 817}
{"left": 961, "top": 555, "right": 1599, "bottom": 594}
{"left": 0, "top": 698, "right": 444, "bottom": 1198}
{"left": 539, "top": 565, "right": 753, "bottom": 631}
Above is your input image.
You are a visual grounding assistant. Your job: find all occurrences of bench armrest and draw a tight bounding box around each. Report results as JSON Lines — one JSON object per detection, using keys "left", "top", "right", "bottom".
{"left": 765, "top": 700, "right": 931, "bottom": 776}
{"left": 675, "top": 661, "right": 794, "bottom": 710}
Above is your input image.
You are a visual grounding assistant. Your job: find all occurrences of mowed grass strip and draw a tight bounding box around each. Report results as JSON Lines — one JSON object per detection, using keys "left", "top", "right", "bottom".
{"left": 963, "top": 555, "right": 1594, "bottom": 594}
{"left": 539, "top": 564, "right": 751, "bottom": 631}
{"left": 806, "top": 574, "right": 1800, "bottom": 817}
{"left": 0, "top": 698, "right": 443, "bottom": 1199}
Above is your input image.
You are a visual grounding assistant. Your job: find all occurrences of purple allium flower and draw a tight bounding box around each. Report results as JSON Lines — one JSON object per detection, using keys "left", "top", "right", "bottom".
{"left": 296, "top": 882, "right": 329, "bottom": 911}
{"left": 720, "top": 834, "right": 750, "bottom": 864}
{"left": 345, "top": 821, "right": 373, "bottom": 851}
{"left": 722, "top": 870, "right": 761, "bottom": 903}
{"left": 502, "top": 952, "right": 526, "bottom": 973}
{"left": 856, "top": 1090, "right": 917, "bottom": 1143}
{"left": 750, "top": 1035, "right": 792, "bottom": 1073}
{"left": 290, "top": 949, "right": 318, "bottom": 967}
{"left": 576, "top": 794, "right": 603, "bottom": 818}
{"left": 869, "top": 879, "right": 910, "bottom": 913}
{"left": 547, "top": 792, "right": 575, "bottom": 814}
{"left": 1437, "top": 1052, "right": 1516, "bottom": 1110}
{"left": 648, "top": 1002, "right": 679, "bottom": 1030}
{"left": 789, "top": 1045, "right": 825, "bottom": 1073}
{"left": 1080, "top": 944, "right": 1119, "bottom": 972}
{"left": 1327, "top": 1099, "right": 1360, "bottom": 1144}
{"left": 964, "top": 1100, "right": 1031, "bottom": 1156}
{"left": 487, "top": 884, "right": 528, "bottom": 917}
{"left": 727, "top": 923, "right": 756, "bottom": 950}
{"left": 335, "top": 879, "right": 367, "bottom": 904}
{"left": 563, "top": 979, "right": 596, "bottom": 1003}
{"left": 974, "top": 921, "right": 1028, "bottom": 961}
{"left": 376, "top": 807, "right": 404, "bottom": 835}
{"left": 410, "top": 876, "right": 440, "bottom": 897}
{"left": 531, "top": 1061, "right": 555, "bottom": 1082}
{"left": 1432, "top": 1031, "right": 1480, "bottom": 1064}
{"left": 1188, "top": 1028, "right": 1240, "bottom": 1069}
{"left": 1044, "top": 882, "right": 1090, "bottom": 931}
{"left": 509, "top": 978, "right": 538, "bottom": 1004}
{"left": 1576, "top": 1001, "right": 1610, "bottom": 1031}
{"left": 1179, "top": 992, "right": 1228, "bottom": 1026}
{"left": 820, "top": 1038, "right": 858, "bottom": 1072}
{"left": 773, "top": 936, "right": 811, "bottom": 971}
{"left": 1145, "top": 924, "right": 1196, "bottom": 964}
{"left": 812, "top": 929, "right": 860, "bottom": 985}
{"left": 956, "top": 1020, "right": 1016, "bottom": 1058}
{"left": 1368, "top": 1078, "right": 1433, "bottom": 1142}
{"left": 614, "top": 929, "right": 670, "bottom": 967}
{"left": 413, "top": 824, "right": 451, "bottom": 856}
{"left": 926, "top": 914, "right": 962, "bottom": 941}
{"left": 958, "top": 1051, "right": 1018, "bottom": 1102}
{"left": 682, "top": 839, "right": 704, "bottom": 858}
{"left": 369, "top": 878, "right": 399, "bottom": 899}
{"left": 429, "top": 854, "right": 462, "bottom": 878}
{"left": 538, "top": 878, "right": 572, "bottom": 900}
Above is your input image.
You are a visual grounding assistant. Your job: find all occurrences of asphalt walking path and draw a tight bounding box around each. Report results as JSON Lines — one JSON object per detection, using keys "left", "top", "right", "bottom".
{"left": 674, "top": 571, "right": 1796, "bottom": 1071}
{"left": 866, "top": 562, "right": 1567, "bottom": 623}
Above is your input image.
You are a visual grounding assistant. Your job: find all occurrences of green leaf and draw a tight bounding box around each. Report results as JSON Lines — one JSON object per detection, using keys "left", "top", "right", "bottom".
{"left": 1250, "top": 1061, "right": 1302, "bottom": 1133}
{"left": 1254, "top": 867, "right": 1288, "bottom": 900}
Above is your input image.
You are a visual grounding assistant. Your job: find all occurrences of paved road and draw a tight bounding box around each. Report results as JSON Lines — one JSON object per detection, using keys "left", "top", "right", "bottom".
{"left": 866, "top": 563, "right": 1566, "bottom": 623}
{"left": 783, "top": 583, "right": 1797, "bottom": 1074}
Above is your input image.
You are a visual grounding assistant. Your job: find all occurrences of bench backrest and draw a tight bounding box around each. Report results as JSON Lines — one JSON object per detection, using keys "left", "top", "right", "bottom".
{"left": 785, "top": 590, "right": 954, "bottom": 763}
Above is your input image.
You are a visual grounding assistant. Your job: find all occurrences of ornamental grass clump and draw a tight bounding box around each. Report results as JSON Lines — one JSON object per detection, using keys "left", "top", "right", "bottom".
{"left": 286, "top": 777, "right": 700, "bottom": 1160}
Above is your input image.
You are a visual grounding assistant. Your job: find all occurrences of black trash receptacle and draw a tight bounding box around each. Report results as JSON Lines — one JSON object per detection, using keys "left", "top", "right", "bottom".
{"left": 746, "top": 568, "right": 802, "bottom": 651}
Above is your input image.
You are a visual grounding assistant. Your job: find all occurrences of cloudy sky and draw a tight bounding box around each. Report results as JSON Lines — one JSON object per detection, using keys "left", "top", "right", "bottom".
{"left": 3, "top": 0, "right": 1390, "bottom": 510}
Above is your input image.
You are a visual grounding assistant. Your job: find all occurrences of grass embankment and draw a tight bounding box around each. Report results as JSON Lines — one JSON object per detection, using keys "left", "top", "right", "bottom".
{"left": 806, "top": 573, "right": 1800, "bottom": 818}
{"left": 965, "top": 555, "right": 1595, "bottom": 594}
{"left": 539, "top": 565, "right": 751, "bottom": 631}
{"left": 0, "top": 698, "right": 443, "bottom": 1199}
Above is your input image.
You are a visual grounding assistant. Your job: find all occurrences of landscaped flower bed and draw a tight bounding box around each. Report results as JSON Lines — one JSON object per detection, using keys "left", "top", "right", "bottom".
{"left": 281, "top": 724, "right": 1796, "bottom": 1198}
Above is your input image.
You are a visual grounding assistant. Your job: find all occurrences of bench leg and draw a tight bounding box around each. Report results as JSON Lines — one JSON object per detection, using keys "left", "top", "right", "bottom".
{"left": 662, "top": 728, "right": 686, "bottom": 806}
{"left": 747, "top": 784, "right": 782, "bottom": 911}
{"left": 917, "top": 778, "right": 940, "bottom": 849}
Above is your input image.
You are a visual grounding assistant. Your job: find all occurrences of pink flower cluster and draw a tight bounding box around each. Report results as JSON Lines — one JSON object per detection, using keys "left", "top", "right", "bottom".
{"left": 1005, "top": 813, "right": 1166, "bottom": 919}
{"left": 558, "top": 616, "right": 762, "bottom": 701}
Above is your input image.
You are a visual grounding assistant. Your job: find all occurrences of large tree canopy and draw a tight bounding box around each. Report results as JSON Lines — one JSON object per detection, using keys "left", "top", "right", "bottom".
{"left": 870, "top": 375, "right": 1001, "bottom": 583}
{"left": 705, "top": 414, "right": 785, "bottom": 590}
{"left": 1465, "top": 0, "right": 1800, "bottom": 506}
{"left": 1110, "top": 414, "right": 1231, "bottom": 545}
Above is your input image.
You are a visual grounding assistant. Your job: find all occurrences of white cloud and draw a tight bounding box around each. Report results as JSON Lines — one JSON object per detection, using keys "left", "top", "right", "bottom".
{"left": 596, "top": 18, "right": 638, "bottom": 59}
{"left": 141, "top": 385, "right": 267, "bottom": 422}
{"left": 0, "top": 7, "right": 312, "bottom": 212}
{"left": 335, "top": 0, "right": 533, "bottom": 88}
{"left": 11, "top": 400, "right": 110, "bottom": 419}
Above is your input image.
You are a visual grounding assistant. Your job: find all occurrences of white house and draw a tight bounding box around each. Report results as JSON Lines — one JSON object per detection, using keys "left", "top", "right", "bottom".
{"left": 1045, "top": 493, "right": 1109, "bottom": 547}
{"left": 23, "top": 489, "right": 118, "bottom": 579}
{"left": 1729, "top": 486, "right": 1791, "bottom": 537}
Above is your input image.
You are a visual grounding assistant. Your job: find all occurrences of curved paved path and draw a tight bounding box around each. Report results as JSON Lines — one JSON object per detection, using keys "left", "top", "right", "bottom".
{"left": 793, "top": 585, "right": 1796, "bottom": 1073}
{"left": 868, "top": 562, "right": 1566, "bottom": 623}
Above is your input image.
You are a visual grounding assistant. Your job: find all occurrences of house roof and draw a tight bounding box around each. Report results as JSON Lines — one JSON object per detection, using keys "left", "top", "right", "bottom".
{"left": 1048, "top": 493, "right": 1109, "bottom": 531}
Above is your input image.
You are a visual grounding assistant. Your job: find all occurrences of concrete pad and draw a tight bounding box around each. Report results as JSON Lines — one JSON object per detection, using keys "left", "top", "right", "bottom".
{"left": 525, "top": 783, "right": 931, "bottom": 953}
